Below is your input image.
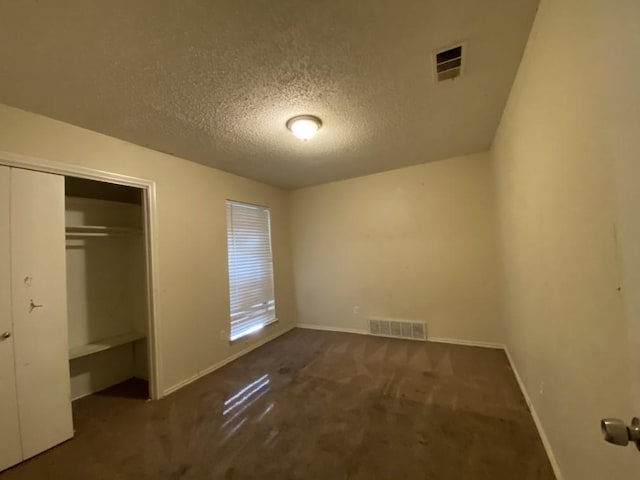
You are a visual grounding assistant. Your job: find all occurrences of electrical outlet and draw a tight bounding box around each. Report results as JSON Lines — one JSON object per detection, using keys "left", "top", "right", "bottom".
{"left": 353, "top": 305, "right": 360, "bottom": 314}
{"left": 539, "top": 381, "right": 545, "bottom": 397}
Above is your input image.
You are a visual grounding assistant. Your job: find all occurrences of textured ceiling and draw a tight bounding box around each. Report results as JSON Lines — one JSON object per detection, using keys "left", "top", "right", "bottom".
{"left": 0, "top": 0, "right": 539, "bottom": 188}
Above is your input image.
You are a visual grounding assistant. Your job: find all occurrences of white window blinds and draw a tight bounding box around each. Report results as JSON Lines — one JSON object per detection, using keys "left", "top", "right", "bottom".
{"left": 226, "top": 200, "right": 276, "bottom": 341}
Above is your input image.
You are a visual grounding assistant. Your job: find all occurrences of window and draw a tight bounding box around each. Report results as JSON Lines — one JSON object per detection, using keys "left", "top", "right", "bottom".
{"left": 226, "top": 200, "right": 276, "bottom": 341}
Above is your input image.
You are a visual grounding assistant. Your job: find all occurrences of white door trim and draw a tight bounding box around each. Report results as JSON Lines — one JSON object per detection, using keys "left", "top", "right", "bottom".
{"left": 0, "top": 150, "right": 163, "bottom": 400}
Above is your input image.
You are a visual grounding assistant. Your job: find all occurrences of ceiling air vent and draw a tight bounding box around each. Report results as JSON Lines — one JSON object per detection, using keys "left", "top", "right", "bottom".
{"left": 434, "top": 44, "right": 464, "bottom": 82}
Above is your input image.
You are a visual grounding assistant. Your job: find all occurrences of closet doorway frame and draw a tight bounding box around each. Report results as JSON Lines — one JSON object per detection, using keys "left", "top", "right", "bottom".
{"left": 0, "top": 150, "right": 163, "bottom": 400}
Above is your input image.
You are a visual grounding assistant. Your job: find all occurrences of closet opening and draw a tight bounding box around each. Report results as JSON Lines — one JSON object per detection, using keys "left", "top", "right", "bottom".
{"left": 65, "top": 177, "right": 151, "bottom": 402}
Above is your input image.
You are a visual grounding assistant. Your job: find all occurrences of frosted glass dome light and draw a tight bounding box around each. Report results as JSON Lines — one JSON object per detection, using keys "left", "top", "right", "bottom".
{"left": 286, "top": 115, "right": 322, "bottom": 141}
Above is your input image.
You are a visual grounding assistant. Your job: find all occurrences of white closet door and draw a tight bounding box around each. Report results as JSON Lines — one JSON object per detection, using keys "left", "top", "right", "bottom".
{"left": 0, "top": 166, "right": 22, "bottom": 471}
{"left": 10, "top": 168, "right": 73, "bottom": 459}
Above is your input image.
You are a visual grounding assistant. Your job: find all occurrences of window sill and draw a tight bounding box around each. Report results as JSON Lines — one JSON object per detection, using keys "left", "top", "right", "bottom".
{"left": 229, "top": 317, "right": 278, "bottom": 345}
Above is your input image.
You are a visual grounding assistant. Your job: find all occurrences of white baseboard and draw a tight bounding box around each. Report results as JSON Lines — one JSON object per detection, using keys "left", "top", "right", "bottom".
{"left": 504, "top": 347, "right": 563, "bottom": 480}
{"left": 295, "top": 323, "right": 561, "bottom": 478}
{"left": 71, "top": 391, "right": 95, "bottom": 402}
{"left": 428, "top": 336, "right": 505, "bottom": 349}
{"left": 296, "top": 323, "right": 503, "bottom": 349}
{"left": 296, "top": 323, "right": 369, "bottom": 336}
{"left": 162, "top": 325, "right": 295, "bottom": 397}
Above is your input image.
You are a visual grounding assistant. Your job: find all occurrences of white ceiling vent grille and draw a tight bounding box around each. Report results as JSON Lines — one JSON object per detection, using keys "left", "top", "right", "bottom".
{"left": 369, "top": 317, "right": 426, "bottom": 341}
{"left": 434, "top": 44, "right": 464, "bottom": 82}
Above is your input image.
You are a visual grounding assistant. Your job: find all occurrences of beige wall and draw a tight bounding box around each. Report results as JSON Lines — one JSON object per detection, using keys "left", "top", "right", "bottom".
{"left": 290, "top": 152, "right": 502, "bottom": 344}
{"left": 0, "top": 103, "right": 296, "bottom": 396}
{"left": 492, "top": 0, "right": 640, "bottom": 478}
{"left": 3, "top": 2, "right": 640, "bottom": 475}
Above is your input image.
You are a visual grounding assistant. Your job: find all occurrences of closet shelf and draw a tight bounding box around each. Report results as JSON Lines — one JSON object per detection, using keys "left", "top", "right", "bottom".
{"left": 65, "top": 225, "right": 142, "bottom": 237}
{"left": 69, "top": 331, "right": 146, "bottom": 360}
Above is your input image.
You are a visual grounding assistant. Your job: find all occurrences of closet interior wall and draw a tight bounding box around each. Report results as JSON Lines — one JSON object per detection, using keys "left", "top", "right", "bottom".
{"left": 65, "top": 177, "right": 149, "bottom": 400}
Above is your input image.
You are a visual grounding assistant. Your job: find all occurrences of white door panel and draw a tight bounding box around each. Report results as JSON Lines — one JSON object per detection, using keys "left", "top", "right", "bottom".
{"left": 10, "top": 168, "right": 73, "bottom": 459}
{"left": 0, "top": 166, "right": 22, "bottom": 471}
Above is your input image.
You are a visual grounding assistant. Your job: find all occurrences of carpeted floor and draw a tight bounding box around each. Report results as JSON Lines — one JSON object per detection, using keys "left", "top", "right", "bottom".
{"left": 1, "top": 328, "right": 555, "bottom": 479}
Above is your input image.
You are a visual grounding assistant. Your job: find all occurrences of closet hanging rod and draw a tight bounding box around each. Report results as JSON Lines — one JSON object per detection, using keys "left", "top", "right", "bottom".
{"left": 65, "top": 225, "right": 142, "bottom": 237}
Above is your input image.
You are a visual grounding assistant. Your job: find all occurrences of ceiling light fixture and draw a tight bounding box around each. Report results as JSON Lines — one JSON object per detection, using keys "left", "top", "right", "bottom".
{"left": 286, "top": 115, "right": 322, "bottom": 141}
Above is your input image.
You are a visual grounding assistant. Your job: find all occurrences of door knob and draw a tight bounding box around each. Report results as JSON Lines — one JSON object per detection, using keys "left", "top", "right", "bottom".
{"left": 1, "top": 331, "right": 10, "bottom": 340}
{"left": 601, "top": 418, "right": 640, "bottom": 450}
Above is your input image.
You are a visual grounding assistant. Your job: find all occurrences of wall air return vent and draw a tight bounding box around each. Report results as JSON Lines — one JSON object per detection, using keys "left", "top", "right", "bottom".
{"left": 369, "top": 317, "right": 426, "bottom": 341}
{"left": 434, "top": 44, "right": 464, "bottom": 82}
